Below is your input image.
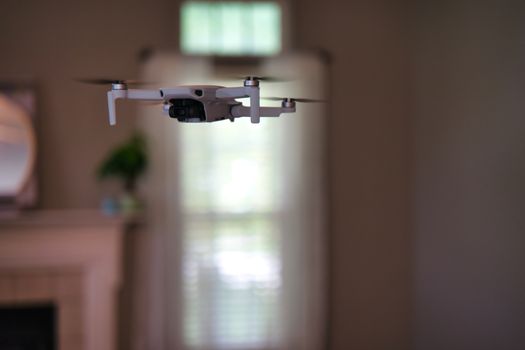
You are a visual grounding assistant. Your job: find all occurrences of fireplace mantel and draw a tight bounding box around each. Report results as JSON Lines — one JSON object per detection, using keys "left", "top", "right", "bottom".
{"left": 0, "top": 210, "right": 125, "bottom": 350}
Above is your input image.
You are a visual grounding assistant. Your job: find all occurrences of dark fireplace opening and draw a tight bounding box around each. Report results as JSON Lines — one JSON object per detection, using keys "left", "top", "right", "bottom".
{"left": 0, "top": 303, "right": 56, "bottom": 350}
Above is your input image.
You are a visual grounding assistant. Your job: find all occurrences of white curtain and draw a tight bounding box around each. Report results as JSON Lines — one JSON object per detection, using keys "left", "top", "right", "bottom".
{"left": 137, "top": 53, "right": 326, "bottom": 350}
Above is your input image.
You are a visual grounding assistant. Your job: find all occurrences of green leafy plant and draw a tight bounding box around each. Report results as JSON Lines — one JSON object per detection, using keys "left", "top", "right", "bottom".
{"left": 97, "top": 133, "right": 147, "bottom": 193}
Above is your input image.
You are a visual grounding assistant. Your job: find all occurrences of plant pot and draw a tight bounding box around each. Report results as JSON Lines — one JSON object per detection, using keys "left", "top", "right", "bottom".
{"left": 119, "top": 192, "right": 142, "bottom": 217}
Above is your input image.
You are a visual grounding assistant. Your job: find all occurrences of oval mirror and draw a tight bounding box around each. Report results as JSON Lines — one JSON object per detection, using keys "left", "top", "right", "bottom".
{"left": 0, "top": 94, "right": 36, "bottom": 207}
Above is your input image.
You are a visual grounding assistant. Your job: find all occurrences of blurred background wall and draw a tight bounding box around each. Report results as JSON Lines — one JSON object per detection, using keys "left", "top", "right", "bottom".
{"left": 0, "top": 0, "right": 176, "bottom": 207}
{"left": 2, "top": 0, "right": 525, "bottom": 349}
{"left": 413, "top": 1, "right": 525, "bottom": 349}
{"left": 295, "top": 1, "right": 412, "bottom": 349}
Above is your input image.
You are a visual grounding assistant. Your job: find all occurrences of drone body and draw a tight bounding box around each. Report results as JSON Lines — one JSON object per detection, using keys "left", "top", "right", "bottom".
{"left": 105, "top": 77, "right": 299, "bottom": 125}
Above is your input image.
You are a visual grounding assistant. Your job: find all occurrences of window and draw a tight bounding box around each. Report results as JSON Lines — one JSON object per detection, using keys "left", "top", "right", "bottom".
{"left": 139, "top": 4, "right": 325, "bottom": 348}
{"left": 180, "top": 1, "right": 281, "bottom": 56}
{"left": 140, "top": 53, "right": 326, "bottom": 350}
{"left": 181, "top": 119, "right": 284, "bottom": 348}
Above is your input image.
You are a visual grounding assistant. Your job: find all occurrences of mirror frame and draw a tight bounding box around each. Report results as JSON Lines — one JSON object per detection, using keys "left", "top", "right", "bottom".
{"left": 0, "top": 83, "right": 37, "bottom": 210}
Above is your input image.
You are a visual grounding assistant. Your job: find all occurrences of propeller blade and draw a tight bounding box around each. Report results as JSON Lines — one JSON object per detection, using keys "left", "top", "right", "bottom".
{"left": 262, "top": 97, "right": 286, "bottom": 101}
{"left": 75, "top": 78, "right": 121, "bottom": 85}
{"left": 232, "top": 75, "right": 290, "bottom": 83}
{"left": 75, "top": 78, "right": 154, "bottom": 86}
{"left": 292, "top": 98, "right": 325, "bottom": 103}
{"left": 251, "top": 76, "right": 286, "bottom": 82}
{"left": 263, "top": 97, "right": 325, "bottom": 103}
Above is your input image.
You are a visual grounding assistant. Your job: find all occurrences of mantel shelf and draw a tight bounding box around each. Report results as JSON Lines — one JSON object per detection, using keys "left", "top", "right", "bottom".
{"left": 0, "top": 209, "right": 126, "bottom": 230}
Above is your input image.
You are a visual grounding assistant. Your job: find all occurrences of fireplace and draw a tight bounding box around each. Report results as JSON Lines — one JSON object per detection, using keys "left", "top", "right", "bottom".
{"left": 0, "top": 303, "right": 56, "bottom": 350}
{"left": 0, "top": 210, "right": 124, "bottom": 350}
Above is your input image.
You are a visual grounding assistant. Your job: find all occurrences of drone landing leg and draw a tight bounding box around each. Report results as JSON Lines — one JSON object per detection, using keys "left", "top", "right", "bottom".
{"left": 216, "top": 86, "right": 260, "bottom": 123}
{"left": 107, "top": 90, "right": 126, "bottom": 125}
{"left": 250, "top": 91, "right": 260, "bottom": 123}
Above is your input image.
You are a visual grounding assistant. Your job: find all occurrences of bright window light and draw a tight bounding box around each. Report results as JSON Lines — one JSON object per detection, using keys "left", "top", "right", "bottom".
{"left": 180, "top": 1, "right": 281, "bottom": 56}
{"left": 181, "top": 117, "right": 284, "bottom": 348}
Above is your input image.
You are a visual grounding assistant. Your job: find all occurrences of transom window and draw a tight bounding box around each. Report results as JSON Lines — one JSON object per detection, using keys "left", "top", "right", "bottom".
{"left": 180, "top": 1, "right": 281, "bottom": 56}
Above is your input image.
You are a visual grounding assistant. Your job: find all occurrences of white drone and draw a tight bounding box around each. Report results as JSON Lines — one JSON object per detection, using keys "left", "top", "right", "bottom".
{"left": 78, "top": 77, "right": 321, "bottom": 125}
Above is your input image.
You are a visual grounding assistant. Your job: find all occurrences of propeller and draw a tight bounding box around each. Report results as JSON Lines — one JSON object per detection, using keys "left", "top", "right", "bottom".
{"left": 263, "top": 97, "right": 325, "bottom": 103}
{"left": 235, "top": 75, "right": 290, "bottom": 83}
{"left": 75, "top": 78, "right": 153, "bottom": 86}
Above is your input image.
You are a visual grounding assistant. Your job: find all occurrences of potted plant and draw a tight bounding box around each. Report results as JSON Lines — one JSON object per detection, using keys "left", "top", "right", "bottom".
{"left": 97, "top": 133, "right": 147, "bottom": 215}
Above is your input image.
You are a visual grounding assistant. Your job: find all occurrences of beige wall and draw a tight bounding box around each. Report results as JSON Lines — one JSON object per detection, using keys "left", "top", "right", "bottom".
{"left": 5, "top": 1, "right": 525, "bottom": 349}
{"left": 1, "top": 1, "right": 413, "bottom": 349}
{"left": 413, "top": 1, "right": 525, "bottom": 349}
{"left": 0, "top": 0, "right": 175, "bottom": 208}
{"left": 295, "top": 1, "right": 412, "bottom": 349}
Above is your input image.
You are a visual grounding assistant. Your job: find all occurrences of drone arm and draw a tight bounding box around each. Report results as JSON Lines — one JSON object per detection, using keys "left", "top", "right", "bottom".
{"left": 231, "top": 105, "right": 295, "bottom": 118}
{"left": 107, "top": 89, "right": 163, "bottom": 125}
{"left": 126, "top": 89, "right": 163, "bottom": 100}
{"left": 216, "top": 87, "right": 247, "bottom": 98}
{"left": 216, "top": 86, "right": 260, "bottom": 123}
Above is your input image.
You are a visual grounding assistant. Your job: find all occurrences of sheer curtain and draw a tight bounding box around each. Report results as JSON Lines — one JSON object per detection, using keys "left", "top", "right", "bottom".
{"left": 139, "top": 53, "right": 326, "bottom": 350}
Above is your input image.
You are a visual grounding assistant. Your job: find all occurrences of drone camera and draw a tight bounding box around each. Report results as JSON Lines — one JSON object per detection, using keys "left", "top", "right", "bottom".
{"left": 168, "top": 99, "right": 206, "bottom": 122}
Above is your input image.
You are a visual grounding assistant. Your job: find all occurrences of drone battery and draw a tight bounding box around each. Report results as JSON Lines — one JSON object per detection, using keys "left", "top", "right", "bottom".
{"left": 169, "top": 99, "right": 206, "bottom": 122}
